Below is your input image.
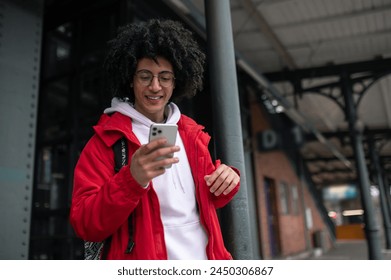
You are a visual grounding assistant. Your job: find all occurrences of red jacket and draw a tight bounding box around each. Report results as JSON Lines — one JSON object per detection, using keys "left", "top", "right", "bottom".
{"left": 70, "top": 112, "right": 240, "bottom": 259}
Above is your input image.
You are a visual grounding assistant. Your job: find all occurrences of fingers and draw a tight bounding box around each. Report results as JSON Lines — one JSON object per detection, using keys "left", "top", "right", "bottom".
{"left": 205, "top": 164, "right": 240, "bottom": 196}
{"left": 146, "top": 141, "right": 180, "bottom": 167}
{"left": 138, "top": 138, "right": 169, "bottom": 155}
{"left": 130, "top": 156, "right": 166, "bottom": 186}
{"left": 130, "top": 139, "right": 180, "bottom": 186}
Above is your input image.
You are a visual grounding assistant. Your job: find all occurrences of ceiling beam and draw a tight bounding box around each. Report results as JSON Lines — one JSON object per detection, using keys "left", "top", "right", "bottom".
{"left": 240, "top": 0, "right": 297, "bottom": 70}
{"left": 270, "top": 4, "right": 391, "bottom": 30}
{"left": 311, "top": 168, "right": 355, "bottom": 176}
{"left": 304, "top": 128, "right": 391, "bottom": 142}
{"left": 305, "top": 155, "right": 391, "bottom": 163}
{"left": 243, "top": 28, "right": 391, "bottom": 55}
{"left": 305, "top": 156, "right": 357, "bottom": 163}
{"left": 264, "top": 57, "right": 391, "bottom": 81}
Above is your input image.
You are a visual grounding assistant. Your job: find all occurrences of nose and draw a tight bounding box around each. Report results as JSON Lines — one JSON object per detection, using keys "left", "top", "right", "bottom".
{"left": 149, "top": 75, "right": 162, "bottom": 91}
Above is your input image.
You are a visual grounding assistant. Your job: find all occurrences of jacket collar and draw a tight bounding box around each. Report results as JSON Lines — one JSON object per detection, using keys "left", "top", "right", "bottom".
{"left": 178, "top": 115, "right": 210, "bottom": 147}
{"left": 93, "top": 112, "right": 140, "bottom": 147}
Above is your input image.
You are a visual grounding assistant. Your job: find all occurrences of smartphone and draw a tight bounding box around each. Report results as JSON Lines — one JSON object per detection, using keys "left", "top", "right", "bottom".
{"left": 148, "top": 123, "right": 178, "bottom": 168}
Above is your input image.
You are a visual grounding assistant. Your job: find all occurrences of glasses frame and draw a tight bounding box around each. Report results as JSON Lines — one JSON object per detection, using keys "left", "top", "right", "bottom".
{"left": 134, "top": 70, "right": 175, "bottom": 88}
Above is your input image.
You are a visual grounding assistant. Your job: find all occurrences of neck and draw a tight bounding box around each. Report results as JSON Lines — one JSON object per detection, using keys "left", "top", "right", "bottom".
{"left": 133, "top": 104, "right": 167, "bottom": 123}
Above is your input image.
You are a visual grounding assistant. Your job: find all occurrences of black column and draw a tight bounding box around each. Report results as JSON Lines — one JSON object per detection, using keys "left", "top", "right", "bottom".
{"left": 368, "top": 137, "right": 391, "bottom": 249}
{"left": 341, "top": 72, "right": 383, "bottom": 259}
{"left": 383, "top": 175, "right": 391, "bottom": 221}
{"left": 204, "top": 0, "right": 254, "bottom": 259}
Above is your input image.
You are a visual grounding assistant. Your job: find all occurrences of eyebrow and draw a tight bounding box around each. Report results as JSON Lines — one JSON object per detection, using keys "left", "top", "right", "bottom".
{"left": 136, "top": 69, "right": 174, "bottom": 74}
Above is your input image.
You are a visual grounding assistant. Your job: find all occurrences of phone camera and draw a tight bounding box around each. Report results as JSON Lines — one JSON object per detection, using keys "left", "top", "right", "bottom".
{"left": 151, "top": 128, "right": 162, "bottom": 136}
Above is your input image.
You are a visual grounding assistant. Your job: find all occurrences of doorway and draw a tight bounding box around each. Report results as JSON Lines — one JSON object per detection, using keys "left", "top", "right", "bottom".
{"left": 264, "top": 177, "right": 281, "bottom": 257}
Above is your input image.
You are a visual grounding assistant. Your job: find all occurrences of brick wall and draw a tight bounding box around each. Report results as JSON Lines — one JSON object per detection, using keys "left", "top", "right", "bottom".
{"left": 250, "top": 101, "right": 332, "bottom": 259}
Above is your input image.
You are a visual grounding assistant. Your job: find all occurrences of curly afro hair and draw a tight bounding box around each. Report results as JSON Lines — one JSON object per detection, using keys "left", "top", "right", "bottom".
{"left": 104, "top": 19, "right": 206, "bottom": 102}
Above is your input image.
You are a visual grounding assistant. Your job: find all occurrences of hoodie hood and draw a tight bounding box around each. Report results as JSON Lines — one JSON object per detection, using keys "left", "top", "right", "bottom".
{"left": 104, "top": 97, "right": 181, "bottom": 128}
{"left": 102, "top": 97, "right": 181, "bottom": 147}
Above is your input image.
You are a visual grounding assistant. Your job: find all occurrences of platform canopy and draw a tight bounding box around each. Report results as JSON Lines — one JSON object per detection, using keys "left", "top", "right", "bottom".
{"left": 165, "top": 0, "right": 391, "bottom": 188}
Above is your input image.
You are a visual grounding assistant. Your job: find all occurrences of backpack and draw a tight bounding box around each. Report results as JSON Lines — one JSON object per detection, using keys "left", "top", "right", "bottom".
{"left": 84, "top": 137, "right": 135, "bottom": 259}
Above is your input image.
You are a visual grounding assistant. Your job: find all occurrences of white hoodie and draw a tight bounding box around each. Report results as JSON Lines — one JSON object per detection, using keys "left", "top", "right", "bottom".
{"left": 104, "top": 98, "right": 208, "bottom": 259}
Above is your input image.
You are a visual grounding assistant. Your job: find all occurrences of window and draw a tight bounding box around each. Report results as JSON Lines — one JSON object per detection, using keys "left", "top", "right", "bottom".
{"left": 279, "top": 181, "right": 289, "bottom": 215}
{"left": 291, "top": 185, "right": 300, "bottom": 215}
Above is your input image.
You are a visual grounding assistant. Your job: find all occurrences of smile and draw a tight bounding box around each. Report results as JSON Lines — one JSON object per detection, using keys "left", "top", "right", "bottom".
{"left": 147, "top": 96, "right": 162, "bottom": 100}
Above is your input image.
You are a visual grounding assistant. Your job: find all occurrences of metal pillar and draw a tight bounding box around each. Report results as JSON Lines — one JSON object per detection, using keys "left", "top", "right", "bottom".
{"left": 0, "top": 0, "right": 43, "bottom": 259}
{"left": 369, "top": 137, "right": 391, "bottom": 249}
{"left": 341, "top": 72, "right": 383, "bottom": 259}
{"left": 204, "top": 0, "right": 254, "bottom": 259}
{"left": 384, "top": 175, "right": 391, "bottom": 221}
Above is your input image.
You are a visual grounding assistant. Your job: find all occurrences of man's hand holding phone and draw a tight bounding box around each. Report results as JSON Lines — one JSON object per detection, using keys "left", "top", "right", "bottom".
{"left": 130, "top": 124, "right": 180, "bottom": 187}
{"left": 148, "top": 124, "right": 178, "bottom": 168}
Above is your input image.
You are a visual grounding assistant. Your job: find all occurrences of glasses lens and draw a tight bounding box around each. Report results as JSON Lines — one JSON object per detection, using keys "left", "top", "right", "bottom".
{"left": 158, "top": 72, "right": 174, "bottom": 87}
{"left": 136, "top": 71, "right": 153, "bottom": 86}
{"left": 135, "top": 70, "right": 174, "bottom": 87}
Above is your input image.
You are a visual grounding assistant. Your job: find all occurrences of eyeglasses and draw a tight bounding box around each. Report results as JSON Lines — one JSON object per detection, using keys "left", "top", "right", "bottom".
{"left": 134, "top": 70, "right": 175, "bottom": 88}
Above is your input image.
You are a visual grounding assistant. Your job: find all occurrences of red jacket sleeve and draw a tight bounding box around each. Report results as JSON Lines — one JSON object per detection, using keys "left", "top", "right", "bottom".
{"left": 69, "top": 135, "right": 148, "bottom": 242}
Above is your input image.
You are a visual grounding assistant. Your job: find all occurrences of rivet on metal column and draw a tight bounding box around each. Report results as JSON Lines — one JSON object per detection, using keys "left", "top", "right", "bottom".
{"left": 0, "top": 0, "right": 43, "bottom": 260}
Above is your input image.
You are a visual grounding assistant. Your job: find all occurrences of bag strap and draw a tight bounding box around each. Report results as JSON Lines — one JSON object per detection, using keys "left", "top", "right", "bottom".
{"left": 101, "top": 137, "right": 135, "bottom": 259}
{"left": 113, "top": 137, "right": 128, "bottom": 173}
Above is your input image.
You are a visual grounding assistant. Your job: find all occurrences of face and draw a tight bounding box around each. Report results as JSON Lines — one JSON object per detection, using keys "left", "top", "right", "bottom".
{"left": 132, "top": 56, "right": 175, "bottom": 123}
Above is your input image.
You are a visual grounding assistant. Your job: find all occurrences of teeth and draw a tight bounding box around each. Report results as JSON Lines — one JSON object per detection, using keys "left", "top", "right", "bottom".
{"left": 147, "top": 96, "right": 161, "bottom": 100}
